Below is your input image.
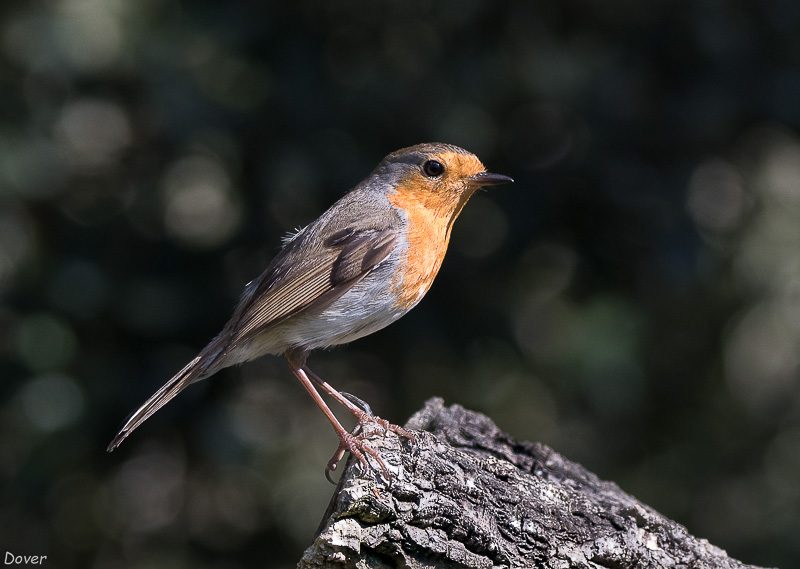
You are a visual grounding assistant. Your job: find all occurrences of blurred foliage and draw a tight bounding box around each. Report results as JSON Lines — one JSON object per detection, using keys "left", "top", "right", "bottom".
{"left": 1, "top": 0, "right": 799, "bottom": 567}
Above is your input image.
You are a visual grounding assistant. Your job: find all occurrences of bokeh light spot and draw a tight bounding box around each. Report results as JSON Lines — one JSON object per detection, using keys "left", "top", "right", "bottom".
{"left": 15, "top": 313, "right": 78, "bottom": 372}
{"left": 53, "top": 98, "right": 132, "bottom": 171}
{"left": 54, "top": 0, "right": 124, "bottom": 70}
{"left": 757, "top": 137, "right": 800, "bottom": 202}
{"left": 0, "top": 205, "right": 37, "bottom": 290}
{"left": 687, "top": 159, "right": 747, "bottom": 233}
{"left": 723, "top": 128, "right": 800, "bottom": 422}
{"left": 724, "top": 301, "right": 798, "bottom": 417}
{"left": 162, "top": 155, "right": 242, "bottom": 249}
{"left": 19, "top": 373, "right": 84, "bottom": 432}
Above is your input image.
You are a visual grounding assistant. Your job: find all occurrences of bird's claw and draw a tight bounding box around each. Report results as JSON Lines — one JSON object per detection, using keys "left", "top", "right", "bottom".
{"left": 324, "top": 427, "right": 393, "bottom": 484}
{"left": 325, "top": 445, "right": 347, "bottom": 484}
{"left": 323, "top": 405, "right": 417, "bottom": 484}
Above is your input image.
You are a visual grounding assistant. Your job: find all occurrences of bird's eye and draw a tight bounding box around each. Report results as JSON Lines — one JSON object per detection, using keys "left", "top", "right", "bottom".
{"left": 422, "top": 159, "right": 445, "bottom": 178}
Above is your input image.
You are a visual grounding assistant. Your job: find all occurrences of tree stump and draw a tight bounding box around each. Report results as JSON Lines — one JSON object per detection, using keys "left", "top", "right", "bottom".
{"left": 298, "top": 398, "right": 767, "bottom": 569}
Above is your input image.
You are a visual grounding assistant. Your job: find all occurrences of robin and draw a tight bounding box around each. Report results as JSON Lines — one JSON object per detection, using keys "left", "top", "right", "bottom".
{"left": 107, "top": 142, "right": 512, "bottom": 476}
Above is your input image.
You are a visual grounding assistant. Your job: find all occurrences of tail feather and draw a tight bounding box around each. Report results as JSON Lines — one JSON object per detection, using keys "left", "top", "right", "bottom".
{"left": 107, "top": 344, "right": 224, "bottom": 452}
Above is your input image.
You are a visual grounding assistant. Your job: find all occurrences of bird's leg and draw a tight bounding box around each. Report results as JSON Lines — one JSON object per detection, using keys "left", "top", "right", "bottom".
{"left": 284, "top": 349, "right": 388, "bottom": 480}
{"left": 301, "top": 365, "right": 413, "bottom": 441}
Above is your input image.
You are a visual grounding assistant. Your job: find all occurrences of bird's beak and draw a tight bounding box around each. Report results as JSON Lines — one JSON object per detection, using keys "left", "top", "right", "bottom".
{"left": 465, "top": 171, "right": 514, "bottom": 188}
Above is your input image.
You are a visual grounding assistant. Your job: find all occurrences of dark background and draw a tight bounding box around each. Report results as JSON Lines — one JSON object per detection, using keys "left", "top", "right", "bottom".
{"left": 2, "top": 1, "right": 799, "bottom": 567}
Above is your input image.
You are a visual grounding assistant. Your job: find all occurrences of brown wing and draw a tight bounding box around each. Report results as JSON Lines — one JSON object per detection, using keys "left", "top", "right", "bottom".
{"left": 222, "top": 226, "right": 399, "bottom": 348}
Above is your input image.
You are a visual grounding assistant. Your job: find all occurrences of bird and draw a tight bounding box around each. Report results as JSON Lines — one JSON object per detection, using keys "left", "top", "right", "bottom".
{"left": 107, "top": 142, "right": 513, "bottom": 476}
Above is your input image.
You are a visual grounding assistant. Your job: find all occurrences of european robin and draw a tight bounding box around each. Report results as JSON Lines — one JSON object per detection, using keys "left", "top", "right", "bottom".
{"left": 107, "top": 142, "right": 513, "bottom": 476}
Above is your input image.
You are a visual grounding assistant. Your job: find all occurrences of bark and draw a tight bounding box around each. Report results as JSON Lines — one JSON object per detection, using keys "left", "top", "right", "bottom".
{"left": 298, "top": 398, "right": 768, "bottom": 569}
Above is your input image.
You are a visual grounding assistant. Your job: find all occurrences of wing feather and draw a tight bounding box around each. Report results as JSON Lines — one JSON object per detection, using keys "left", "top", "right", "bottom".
{"left": 223, "top": 227, "right": 399, "bottom": 348}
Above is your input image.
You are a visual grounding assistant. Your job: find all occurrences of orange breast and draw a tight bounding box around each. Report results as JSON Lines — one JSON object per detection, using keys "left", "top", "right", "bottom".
{"left": 388, "top": 184, "right": 461, "bottom": 310}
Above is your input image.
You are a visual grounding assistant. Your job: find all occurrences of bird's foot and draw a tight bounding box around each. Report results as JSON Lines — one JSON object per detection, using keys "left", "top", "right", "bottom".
{"left": 324, "top": 416, "right": 415, "bottom": 484}
{"left": 325, "top": 429, "right": 388, "bottom": 483}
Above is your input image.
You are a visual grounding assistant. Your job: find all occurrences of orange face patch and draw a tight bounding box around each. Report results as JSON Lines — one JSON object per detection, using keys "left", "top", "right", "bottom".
{"left": 387, "top": 150, "right": 486, "bottom": 310}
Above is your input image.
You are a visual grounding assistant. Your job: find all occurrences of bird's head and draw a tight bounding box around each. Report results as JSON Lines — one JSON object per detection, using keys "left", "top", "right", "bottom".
{"left": 373, "top": 142, "right": 513, "bottom": 220}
